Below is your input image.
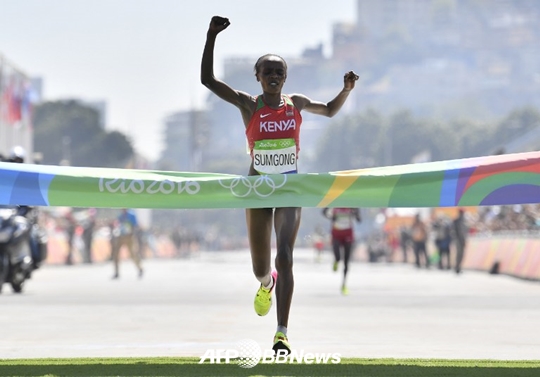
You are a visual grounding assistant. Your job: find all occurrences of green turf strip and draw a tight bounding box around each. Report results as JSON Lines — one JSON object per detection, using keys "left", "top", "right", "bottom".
{"left": 0, "top": 357, "right": 539, "bottom": 377}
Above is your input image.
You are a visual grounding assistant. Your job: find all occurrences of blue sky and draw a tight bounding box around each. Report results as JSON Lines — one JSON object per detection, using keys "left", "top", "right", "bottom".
{"left": 0, "top": 0, "right": 355, "bottom": 160}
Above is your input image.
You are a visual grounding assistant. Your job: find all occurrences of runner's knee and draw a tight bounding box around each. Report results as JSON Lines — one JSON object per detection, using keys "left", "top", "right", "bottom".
{"left": 275, "top": 248, "right": 293, "bottom": 272}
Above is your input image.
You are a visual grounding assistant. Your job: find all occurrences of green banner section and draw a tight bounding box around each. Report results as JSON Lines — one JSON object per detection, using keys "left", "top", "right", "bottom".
{"left": 47, "top": 171, "right": 337, "bottom": 209}
{"left": 41, "top": 168, "right": 460, "bottom": 208}
{"left": 1, "top": 151, "right": 539, "bottom": 209}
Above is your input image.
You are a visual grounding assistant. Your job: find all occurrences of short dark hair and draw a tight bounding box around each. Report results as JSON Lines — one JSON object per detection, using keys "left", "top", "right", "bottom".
{"left": 254, "top": 54, "right": 287, "bottom": 74}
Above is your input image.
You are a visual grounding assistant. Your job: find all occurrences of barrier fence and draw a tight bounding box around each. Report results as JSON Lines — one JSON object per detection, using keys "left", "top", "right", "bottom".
{"left": 43, "top": 231, "right": 540, "bottom": 282}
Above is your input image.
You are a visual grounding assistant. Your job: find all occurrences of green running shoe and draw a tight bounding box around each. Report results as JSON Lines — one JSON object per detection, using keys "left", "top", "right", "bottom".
{"left": 341, "top": 285, "right": 349, "bottom": 296}
{"left": 254, "top": 270, "right": 277, "bottom": 316}
{"left": 333, "top": 261, "right": 338, "bottom": 272}
{"left": 272, "top": 331, "right": 291, "bottom": 355}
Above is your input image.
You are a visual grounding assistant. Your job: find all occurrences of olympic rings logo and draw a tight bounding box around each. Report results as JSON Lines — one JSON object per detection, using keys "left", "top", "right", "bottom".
{"left": 219, "top": 175, "right": 287, "bottom": 198}
{"left": 279, "top": 140, "right": 292, "bottom": 148}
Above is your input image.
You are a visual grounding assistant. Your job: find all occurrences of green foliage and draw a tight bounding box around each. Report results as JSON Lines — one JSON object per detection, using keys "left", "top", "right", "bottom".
{"left": 98, "top": 131, "right": 135, "bottom": 167}
{"left": 387, "top": 110, "right": 435, "bottom": 163}
{"left": 316, "top": 109, "right": 386, "bottom": 172}
{"left": 33, "top": 100, "right": 134, "bottom": 167}
{"left": 496, "top": 107, "right": 540, "bottom": 143}
{"left": 314, "top": 106, "right": 540, "bottom": 171}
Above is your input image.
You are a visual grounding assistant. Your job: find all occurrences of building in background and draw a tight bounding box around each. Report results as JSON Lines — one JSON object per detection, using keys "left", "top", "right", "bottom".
{"left": 343, "top": 0, "right": 540, "bottom": 116}
{"left": 158, "top": 109, "right": 209, "bottom": 172}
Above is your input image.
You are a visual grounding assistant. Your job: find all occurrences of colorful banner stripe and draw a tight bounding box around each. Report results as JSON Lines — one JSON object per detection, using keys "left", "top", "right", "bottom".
{"left": 0, "top": 151, "right": 539, "bottom": 209}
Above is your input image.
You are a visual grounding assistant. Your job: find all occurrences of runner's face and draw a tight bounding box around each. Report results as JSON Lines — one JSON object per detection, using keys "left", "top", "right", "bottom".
{"left": 257, "top": 58, "right": 287, "bottom": 93}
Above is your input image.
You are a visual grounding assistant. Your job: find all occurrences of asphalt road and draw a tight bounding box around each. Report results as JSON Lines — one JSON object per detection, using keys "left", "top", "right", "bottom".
{"left": 1, "top": 249, "right": 539, "bottom": 360}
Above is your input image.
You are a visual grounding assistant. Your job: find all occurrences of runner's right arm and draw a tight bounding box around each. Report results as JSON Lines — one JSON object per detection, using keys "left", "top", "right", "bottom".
{"left": 201, "top": 16, "right": 253, "bottom": 116}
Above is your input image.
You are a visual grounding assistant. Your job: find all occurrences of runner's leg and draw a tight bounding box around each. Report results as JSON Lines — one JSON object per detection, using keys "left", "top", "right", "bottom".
{"left": 274, "top": 207, "right": 301, "bottom": 328}
{"left": 343, "top": 241, "right": 352, "bottom": 279}
{"left": 246, "top": 208, "right": 273, "bottom": 286}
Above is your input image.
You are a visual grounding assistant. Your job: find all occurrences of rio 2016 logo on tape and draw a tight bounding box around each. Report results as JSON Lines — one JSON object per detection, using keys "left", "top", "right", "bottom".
{"left": 199, "top": 339, "right": 341, "bottom": 368}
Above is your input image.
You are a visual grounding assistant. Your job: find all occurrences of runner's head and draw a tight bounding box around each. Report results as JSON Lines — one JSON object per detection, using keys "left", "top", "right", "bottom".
{"left": 254, "top": 54, "right": 287, "bottom": 93}
{"left": 254, "top": 54, "right": 287, "bottom": 75}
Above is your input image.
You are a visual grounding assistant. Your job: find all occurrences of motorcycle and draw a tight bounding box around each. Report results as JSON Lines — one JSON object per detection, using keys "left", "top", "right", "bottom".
{"left": 30, "top": 222, "right": 48, "bottom": 270}
{"left": 0, "top": 205, "right": 34, "bottom": 293}
{"left": 26, "top": 207, "right": 48, "bottom": 271}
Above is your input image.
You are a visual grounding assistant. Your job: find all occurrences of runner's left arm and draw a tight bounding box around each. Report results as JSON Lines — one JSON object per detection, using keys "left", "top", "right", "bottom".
{"left": 292, "top": 71, "right": 359, "bottom": 117}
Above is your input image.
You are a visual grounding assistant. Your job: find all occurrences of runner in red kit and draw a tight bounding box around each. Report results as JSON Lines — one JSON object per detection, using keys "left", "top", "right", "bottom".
{"left": 247, "top": 95, "right": 302, "bottom": 174}
{"left": 201, "top": 15, "right": 359, "bottom": 354}
{"left": 323, "top": 208, "right": 361, "bottom": 295}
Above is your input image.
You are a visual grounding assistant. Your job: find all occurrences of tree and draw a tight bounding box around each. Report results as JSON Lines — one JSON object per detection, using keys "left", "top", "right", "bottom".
{"left": 315, "top": 109, "right": 387, "bottom": 172}
{"left": 33, "top": 100, "right": 134, "bottom": 167}
{"left": 495, "top": 107, "right": 540, "bottom": 145}
{"left": 312, "top": 107, "right": 539, "bottom": 172}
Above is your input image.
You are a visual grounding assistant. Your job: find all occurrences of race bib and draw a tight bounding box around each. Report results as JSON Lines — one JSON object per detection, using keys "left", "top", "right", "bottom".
{"left": 253, "top": 138, "right": 297, "bottom": 174}
{"left": 333, "top": 215, "right": 352, "bottom": 230}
